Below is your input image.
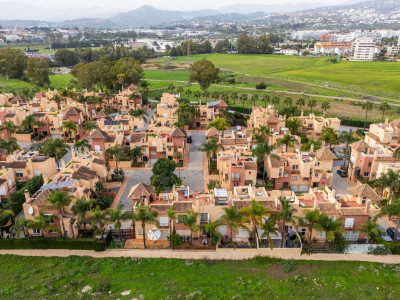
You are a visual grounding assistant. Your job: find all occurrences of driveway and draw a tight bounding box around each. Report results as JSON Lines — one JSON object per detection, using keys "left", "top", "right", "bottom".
{"left": 332, "top": 160, "right": 351, "bottom": 195}
{"left": 119, "top": 131, "right": 206, "bottom": 210}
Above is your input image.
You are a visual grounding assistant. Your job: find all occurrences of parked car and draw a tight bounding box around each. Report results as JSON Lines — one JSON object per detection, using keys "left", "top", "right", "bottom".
{"left": 378, "top": 226, "right": 392, "bottom": 242}
{"left": 386, "top": 227, "right": 400, "bottom": 241}
{"left": 337, "top": 169, "right": 347, "bottom": 177}
{"left": 187, "top": 136, "right": 192, "bottom": 143}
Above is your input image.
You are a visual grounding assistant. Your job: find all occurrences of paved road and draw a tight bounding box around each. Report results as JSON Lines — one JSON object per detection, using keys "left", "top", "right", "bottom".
{"left": 119, "top": 131, "right": 206, "bottom": 210}
{"left": 332, "top": 160, "right": 351, "bottom": 195}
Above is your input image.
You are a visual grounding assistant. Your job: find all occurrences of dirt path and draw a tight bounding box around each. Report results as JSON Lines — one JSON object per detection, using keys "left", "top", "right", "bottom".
{"left": 1, "top": 249, "right": 399, "bottom": 263}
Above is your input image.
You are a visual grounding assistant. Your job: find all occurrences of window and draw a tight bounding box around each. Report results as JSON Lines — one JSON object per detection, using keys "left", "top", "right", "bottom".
{"left": 232, "top": 173, "right": 240, "bottom": 181}
{"left": 237, "top": 229, "right": 250, "bottom": 237}
{"left": 362, "top": 197, "right": 367, "bottom": 204}
{"left": 49, "top": 228, "right": 57, "bottom": 234}
{"left": 292, "top": 165, "right": 299, "bottom": 170}
{"left": 163, "top": 195, "right": 169, "bottom": 201}
{"left": 343, "top": 231, "right": 359, "bottom": 241}
{"left": 291, "top": 176, "right": 298, "bottom": 181}
{"left": 300, "top": 228, "right": 306, "bottom": 236}
{"left": 142, "top": 196, "right": 147, "bottom": 203}
{"left": 225, "top": 174, "right": 228, "bottom": 181}
{"left": 368, "top": 162, "right": 372, "bottom": 167}
{"left": 317, "top": 162, "right": 320, "bottom": 166}
{"left": 32, "top": 229, "right": 42, "bottom": 236}
{"left": 159, "top": 216, "right": 168, "bottom": 227}
{"left": 94, "top": 145, "right": 101, "bottom": 152}
{"left": 200, "top": 213, "right": 209, "bottom": 223}
{"left": 279, "top": 169, "right": 283, "bottom": 177}
{"left": 344, "top": 218, "right": 355, "bottom": 228}
{"left": 177, "top": 215, "right": 188, "bottom": 223}
{"left": 15, "top": 171, "right": 23, "bottom": 178}
{"left": 138, "top": 227, "right": 143, "bottom": 234}
{"left": 363, "top": 172, "right": 370, "bottom": 177}
{"left": 315, "top": 173, "right": 319, "bottom": 178}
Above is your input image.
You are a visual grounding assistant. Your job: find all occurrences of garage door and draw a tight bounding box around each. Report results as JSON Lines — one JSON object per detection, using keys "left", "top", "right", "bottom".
{"left": 51, "top": 134, "right": 62, "bottom": 139}
{"left": 149, "top": 159, "right": 158, "bottom": 167}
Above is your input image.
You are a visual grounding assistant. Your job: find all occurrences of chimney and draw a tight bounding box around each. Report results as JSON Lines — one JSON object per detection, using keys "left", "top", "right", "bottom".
{"left": 385, "top": 117, "right": 389, "bottom": 125}
{"left": 301, "top": 110, "right": 304, "bottom": 117}
{"left": 24, "top": 189, "right": 30, "bottom": 202}
{"left": 310, "top": 143, "right": 315, "bottom": 153}
{"left": 313, "top": 198, "right": 318, "bottom": 209}
{"left": 365, "top": 200, "right": 370, "bottom": 214}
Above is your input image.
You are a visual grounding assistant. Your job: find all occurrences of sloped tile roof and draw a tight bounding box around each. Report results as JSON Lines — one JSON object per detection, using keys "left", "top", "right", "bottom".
{"left": 170, "top": 127, "right": 186, "bottom": 137}
{"left": 349, "top": 140, "right": 369, "bottom": 152}
{"left": 128, "top": 183, "right": 155, "bottom": 200}
{"left": 71, "top": 166, "right": 98, "bottom": 181}
{"left": 315, "top": 147, "right": 337, "bottom": 160}
{"left": 90, "top": 129, "right": 108, "bottom": 139}
{"left": 347, "top": 184, "right": 382, "bottom": 201}
{"left": 66, "top": 107, "right": 82, "bottom": 115}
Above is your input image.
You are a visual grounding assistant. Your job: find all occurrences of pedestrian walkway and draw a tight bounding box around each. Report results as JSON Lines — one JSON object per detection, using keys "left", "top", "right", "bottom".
{"left": 1, "top": 249, "right": 399, "bottom": 263}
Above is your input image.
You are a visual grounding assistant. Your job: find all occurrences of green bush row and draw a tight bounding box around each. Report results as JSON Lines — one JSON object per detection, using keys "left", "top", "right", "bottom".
{"left": 0, "top": 238, "right": 105, "bottom": 252}
{"left": 339, "top": 117, "right": 374, "bottom": 128}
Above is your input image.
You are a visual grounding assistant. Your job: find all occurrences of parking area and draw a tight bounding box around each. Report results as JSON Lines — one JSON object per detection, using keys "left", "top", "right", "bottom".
{"left": 332, "top": 160, "right": 352, "bottom": 195}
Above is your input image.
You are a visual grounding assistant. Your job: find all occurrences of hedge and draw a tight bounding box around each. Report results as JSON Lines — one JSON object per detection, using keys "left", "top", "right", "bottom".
{"left": 339, "top": 118, "right": 375, "bottom": 128}
{"left": 0, "top": 238, "right": 105, "bottom": 251}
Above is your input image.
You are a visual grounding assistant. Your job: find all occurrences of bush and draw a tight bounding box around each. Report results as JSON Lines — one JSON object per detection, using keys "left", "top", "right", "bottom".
{"left": 168, "top": 232, "right": 183, "bottom": 247}
{"left": 255, "top": 82, "right": 267, "bottom": 90}
{"left": 96, "top": 195, "right": 114, "bottom": 209}
{"left": 282, "top": 259, "right": 296, "bottom": 273}
{"left": 0, "top": 238, "right": 105, "bottom": 251}
{"left": 368, "top": 245, "right": 391, "bottom": 256}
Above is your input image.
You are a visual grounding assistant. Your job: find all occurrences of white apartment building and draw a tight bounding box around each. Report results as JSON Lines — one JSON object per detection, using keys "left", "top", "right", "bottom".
{"left": 352, "top": 38, "right": 375, "bottom": 61}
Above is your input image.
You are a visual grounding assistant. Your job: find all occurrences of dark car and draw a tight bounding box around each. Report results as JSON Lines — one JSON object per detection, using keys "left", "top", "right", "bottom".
{"left": 337, "top": 169, "right": 347, "bottom": 177}
{"left": 378, "top": 225, "right": 392, "bottom": 242}
{"left": 386, "top": 227, "right": 400, "bottom": 241}
{"left": 187, "top": 136, "right": 192, "bottom": 143}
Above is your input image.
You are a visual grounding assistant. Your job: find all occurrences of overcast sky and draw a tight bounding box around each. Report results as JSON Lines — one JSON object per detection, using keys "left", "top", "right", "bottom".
{"left": 0, "top": 0, "right": 351, "bottom": 10}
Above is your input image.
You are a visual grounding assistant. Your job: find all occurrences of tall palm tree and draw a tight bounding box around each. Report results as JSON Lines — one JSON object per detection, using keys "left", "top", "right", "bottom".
{"left": 241, "top": 200, "right": 270, "bottom": 243}
{"left": 41, "top": 138, "right": 70, "bottom": 170}
{"left": 193, "top": 91, "right": 201, "bottom": 101}
{"left": 240, "top": 93, "right": 248, "bottom": 108}
{"left": 277, "top": 134, "right": 296, "bottom": 151}
{"left": 340, "top": 131, "right": 357, "bottom": 153}
{"left": 318, "top": 213, "right": 344, "bottom": 245}
{"left": 301, "top": 139, "right": 322, "bottom": 151}
{"left": 134, "top": 205, "right": 159, "bottom": 249}
{"left": 105, "top": 145, "right": 124, "bottom": 174}
{"left": 176, "top": 86, "right": 184, "bottom": 95}
{"left": 362, "top": 101, "right": 374, "bottom": 131}
{"left": 261, "top": 214, "right": 280, "bottom": 250}
{"left": 378, "top": 102, "right": 391, "bottom": 123}
{"left": 91, "top": 205, "right": 108, "bottom": 240}
{"left": 199, "top": 136, "right": 224, "bottom": 169}
{"left": 285, "top": 117, "right": 301, "bottom": 135}
{"left": 220, "top": 206, "right": 247, "bottom": 243}
{"left": 0, "top": 120, "right": 19, "bottom": 137}
{"left": 262, "top": 94, "right": 271, "bottom": 108}
{"left": 130, "top": 108, "right": 149, "bottom": 123}
{"left": 251, "top": 94, "right": 259, "bottom": 107}
{"left": 0, "top": 137, "right": 20, "bottom": 154}
{"left": 298, "top": 210, "right": 321, "bottom": 244}
{"left": 360, "top": 220, "right": 380, "bottom": 244}
{"left": 183, "top": 210, "right": 199, "bottom": 245}
{"left": 231, "top": 91, "right": 239, "bottom": 105}
{"left": 10, "top": 217, "right": 28, "bottom": 238}
{"left": 296, "top": 97, "right": 305, "bottom": 111}
{"left": 185, "top": 89, "right": 192, "bottom": 101}
{"left": 279, "top": 197, "right": 298, "bottom": 247}
{"left": 46, "top": 190, "right": 75, "bottom": 239}
{"left": 63, "top": 120, "right": 78, "bottom": 139}
{"left": 166, "top": 206, "right": 176, "bottom": 248}
{"left": 307, "top": 99, "right": 317, "bottom": 112}
{"left": 202, "top": 91, "right": 210, "bottom": 102}
{"left": 321, "top": 126, "right": 337, "bottom": 148}
{"left": 83, "top": 121, "right": 98, "bottom": 133}
{"left": 283, "top": 97, "right": 293, "bottom": 107}
{"left": 252, "top": 141, "right": 272, "bottom": 180}
{"left": 373, "top": 169, "right": 400, "bottom": 198}
{"left": 204, "top": 220, "right": 223, "bottom": 246}
{"left": 106, "top": 204, "right": 133, "bottom": 248}
{"left": 271, "top": 96, "right": 280, "bottom": 107}
{"left": 22, "top": 114, "right": 43, "bottom": 136}
{"left": 378, "top": 196, "right": 400, "bottom": 241}
{"left": 211, "top": 91, "right": 219, "bottom": 101}
{"left": 73, "top": 139, "right": 91, "bottom": 154}
{"left": 167, "top": 84, "right": 175, "bottom": 93}
{"left": 71, "top": 197, "right": 93, "bottom": 236}
{"left": 321, "top": 102, "right": 331, "bottom": 115}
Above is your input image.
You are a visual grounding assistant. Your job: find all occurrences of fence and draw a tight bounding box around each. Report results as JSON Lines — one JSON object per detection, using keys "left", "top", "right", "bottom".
{"left": 105, "top": 229, "right": 136, "bottom": 248}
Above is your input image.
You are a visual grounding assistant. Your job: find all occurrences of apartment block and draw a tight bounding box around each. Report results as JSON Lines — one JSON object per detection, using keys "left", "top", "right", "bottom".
{"left": 296, "top": 112, "right": 341, "bottom": 139}
{"left": 352, "top": 38, "right": 376, "bottom": 61}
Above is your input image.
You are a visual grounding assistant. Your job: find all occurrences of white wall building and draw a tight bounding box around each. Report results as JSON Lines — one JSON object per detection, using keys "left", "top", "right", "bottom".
{"left": 351, "top": 38, "right": 376, "bottom": 61}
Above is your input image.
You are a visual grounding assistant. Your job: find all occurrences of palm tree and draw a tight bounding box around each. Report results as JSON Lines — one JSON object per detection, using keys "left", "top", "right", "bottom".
{"left": 241, "top": 200, "right": 270, "bottom": 243}
{"left": 202, "top": 91, "right": 210, "bottom": 102}
{"left": 91, "top": 205, "right": 108, "bottom": 240}
{"left": 308, "top": 99, "right": 317, "bottom": 112}
{"left": 393, "top": 147, "right": 400, "bottom": 163}
{"left": 318, "top": 213, "right": 344, "bottom": 245}
{"left": 231, "top": 91, "right": 239, "bottom": 105}
{"left": 240, "top": 93, "right": 248, "bottom": 108}
{"left": 301, "top": 139, "right": 322, "bottom": 151}
{"left": 176, "top": 86, "right": 184, "bottom": 95}
{"left": 321, "top": 102, "right": 331, "bottom": 115}
{"left": 298, "top": 210, "right": 321, "bottom": 244}
{"left": 252, "top": 141, "right": 272, "bottom": 180}
{"left": 41, "top": 138, "right": 70, "bottom": 170}
{"left": 22, "top": 114, "right": 43, "bottom": 136}
{"left": 134, "top": 205, "right": 159, "bottom": 249}
{"left": 283, "top": 97, "right": 293, "bottom": 107}
{"left": 0, "top": 137, "right": 20, "bottom": 154}
{"left": 340, "top": 131, "right": 357, "bottom": 153}
{"left": 193, "top": 91, "right": 201, "bottom": 101}
{"left": 105, "top": 145, "right": 124, "bottom": 174}
{"left": 71, "top": 197, "right": 95, "bottom": 236}
{"left": 83, "top": 121, "right": 98, "bottom": 133}
{"left": 271, "top": 96, "right": 280, "bottom": 107}
{"left": 362, "top": 101, "right": 374, "bottom": 131}
{"left": 10, "top": 217, "right": 28, "bottom": 238}
{"left": 185, "top": 89, "right": 192, "bottom": 101}
{"left": 167, "top": 84, "right": 175, "bottom": 93}
{"left": 46, "top": 190, "right": 75, "bottom": 239}
{"left": 261, "top": 214, "right": 280, "bottom": 250}
{"left": 262, "top": 94, "right": 271, "bottom": 108}
{"left": 296, "top": 97, "right": 305, "bottom": 111}
{"left": 63, "top": 120, "right": 78, "bottom": 139}
{"left": 0, "top": 120, "right": 19, "bottom": 137}
{"left": 373, "top": 169, "right": 400, "bottom": 198}
{"left": 130, "top": 108, "right": 149, "bottom": 123}
{"left": 220, "top": 207, "right": 247, "bottom": 243}
{"left": 279, "top": 197, "right": 298, "bottom": 247}
{"left": 166, "top": 206, "right": 176, "bottom": 248}
{"left": 360, "top": 220, "right": 380, "bottom": 244}
{"left": 285, "top": 117, "right": 301, "bottom": 135}
{"left": 321, "top": 126, "right": 337, "bottom": 148}
{"left": 378, "top": 102, "right": 391, "bottom": 123}
{"left": 183, "top": 210, "right": 199, "bottom": 245}
{"left": 106, "top": 204, "right": 133, "bottom": 248}
{"left": 199, "top": 136, "right": 224, "bottom": 169}
{"left": 378, "top": 196, "right": 400, "bottom": 241}
{"left": 130, "top": 146, "right": 143, "bottom": 165}
{"left": 251, "top": 94, "right": 259, "bottom": 107}
{"left": 73, "top": 139, "right": 91, "bottom": 154}
{"left": 203, "top": 220, "right": 223, "bottom": 246}
{"left": 211, "top": 91, "right": 219, "bottom": 100}
{"left": 277, "top": 134, "right": 296, "bottom": 151}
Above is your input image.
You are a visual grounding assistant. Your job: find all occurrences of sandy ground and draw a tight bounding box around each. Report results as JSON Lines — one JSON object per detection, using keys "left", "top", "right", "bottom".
{"left": 1, "top": 249, "right": 400, "bottom": 263}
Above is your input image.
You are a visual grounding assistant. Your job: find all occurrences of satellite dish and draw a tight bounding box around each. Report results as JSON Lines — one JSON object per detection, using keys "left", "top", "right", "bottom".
{"left": 28, "top": 207, "right": 34, "bottom": 215}
{"left": 268, "top": 105, "right": 272, "bottom": 109}
{"left": 147, "top": 228, "right": 161, "bottom": 241}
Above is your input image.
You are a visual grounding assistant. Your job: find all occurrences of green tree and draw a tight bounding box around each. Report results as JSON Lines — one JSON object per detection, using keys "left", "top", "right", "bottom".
{"left": 204, "top": 220, "right": 223, "bottom": 246}
{"left": 373, "top": 169, "right": 400, "bottom": 198}
{"left": 41, "top": 138, "right": 70, "bottom": 170}
{"left": 340, "top": 131, "right": 357, "bottom": 153}
{"left": 241, "top": 200, "right": 270, "bottom": 243}
{"left": 63, "top": 120, "right": 78, "bottom": 139}
{"left": 321, "top": 102, "right": 331, "bottom": 114}
{"left": 150, "top": 158, "right": 182, "bottom": 194}
{"left": 260, "top": 214, "right": 280, "bottom": 250}
{"left": 189, "top": 58, "right": 220, "bottom": 92}
{"left": 272, "top": 96, "right": 280, "bottom": 107}
{"left": 296, "top": 97, "right": 306, "bottom": 111}
{"left": 0, "top": 48, "right": 27, "bottom": 80}
{"left": 71, "top": 197, "right": 93, "bottom": 236}
{"left": 0, "top": 137, "right": 20, "bottom": 154}
{"left": 220, "top": 206, "right": 247, "bottom": 243}
{"left": 283, "top": 97, "right": 293, "bottom": 107}
{"left": 379, "top": 196, "right": 400, "bottom": 241}
{"left": 90, "top": 205, "right": 108, "bottom": 241}
{"left": 252, "top": 141, "right": 272, "bottom": 180}
{"left": 73, "top": 139, "right": 91, "bottom": 154}
{"left": 46, "top": 190, "right": 75, "bottom": 239}
{"left": 362, "top": 101, "right": 374, "bottom": 131}
{"left": 277, "top": 134, "right": 296, "bottom": 151}
{"left": 378, "top": 102, "right": 391, "bottom": 123}
{"left": 360, "top": 220, "right": 380, "bottom": 244}
{"left": 9, "top": 217, "right": 28, "bottom": 238}
{"left": 106, "top": 204, "right": 133, "bottom": 248}
{"left": 0, "top": 121, "right": 19, "bottom": 137}
{"left": 300, "top": 139, "right": 322, "bottom": 151}
{"left": 285, "top": 117, "right": 301, "bottom": 135}
{"left": 231, "top": 91, "right": 239, "bottom": 105}
{"left": 321, "top": 126, "right": 338, "bottom": 148}
{"left": 308, "top": 99, "right": 318, "bottom": 112}
{"left": 22, "top": 114, "right": 43, "bottom": 135}
{"left": 167, "top": 84, "right": 175, "bottom": 93}
{"left": 199, "top": 136, "right": 224, "bottom": 169}
{"left": 318, "top": 213, "right": 344, "bottom": 244}
{"left": 251, "top": 94, "right": 259, "bottom": 106}
{"left": 298, "top": 210, "right": 321, "bottom": 244}
{"left": 183, "top": 210, "right": 199, "bottom": 245}
{"left": 185, "top": 89, "right": 192, "bottom": 101}
{"left": 166, "top": 206, "right": 176, "bottom": 248}
{"left": 207, "top": 118, "right": 229, "bottom": 131}
{"left": 26, "top": 57, "right": 50, "bottom": 87}
{"left": 279, "top": 197, "right": 298, "bottom": 247}
{"left": 134, "top": 205, "right": 159, "bottom": 248}
{"left": 105, "top": 145, "right": 124, "bottom": 174}
{"left": 262, "top": 94, "right": 271, "bottom": 108}
{"left": 27, "top": 212, "right": 58, "bottom": 237}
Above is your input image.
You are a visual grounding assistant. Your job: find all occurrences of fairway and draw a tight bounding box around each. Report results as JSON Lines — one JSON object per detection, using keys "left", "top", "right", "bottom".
{"left": 0, "top": 77, "right": 39, "bottom": 90}
{"left": 0, "top": 255, "right": 399, "bottom": 299}
{"left": 49, "top": 74, "right": 74, "bottom": 90}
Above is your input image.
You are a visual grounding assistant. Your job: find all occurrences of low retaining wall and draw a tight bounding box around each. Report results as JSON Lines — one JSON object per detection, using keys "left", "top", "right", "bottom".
{"left": 12, "top": 133, "right": 32, "bottom": 143}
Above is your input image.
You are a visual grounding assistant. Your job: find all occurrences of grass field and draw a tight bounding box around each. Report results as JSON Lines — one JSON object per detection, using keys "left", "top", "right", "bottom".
{"left": 0, "top": 77, "right": 39, "bottom": 90}
{"left": 49, "top": 74, "right": 74, "bottom": 90}
{"left": 0, "top": 255, "right": 399, "bottom": 299}
{"left": 148, "top": 54, "right": 400, "bottom": 100}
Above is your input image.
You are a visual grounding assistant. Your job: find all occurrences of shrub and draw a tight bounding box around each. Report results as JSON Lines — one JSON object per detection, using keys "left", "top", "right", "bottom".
{"left": 168, "top": 232, "right": 183, "bottom": 247}
{"left": 0, "top": 238, "right": 105, "bottom": 251}
{"left": 255, "top": 82, "right": 267, "bottom": 90}
{"left": 282, "top": 259, "right": 296, "bottom": 273}
{"left": 96, "top": 195, "right": 114, "bottom": 210}
{"left": 95, "top": 280, "right": 110, "bottom": 292}
{"left": 367, "top": 245, "right": 391, "bottom": 256}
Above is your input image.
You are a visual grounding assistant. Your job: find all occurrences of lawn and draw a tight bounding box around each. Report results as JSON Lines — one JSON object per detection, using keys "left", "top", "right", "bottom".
{"left": 145, "top": 70, "right": 189, "bottom": 81}
{"left": 49, "top": 74, "right": 74, "bottom": 90}
{"left": 0, "top": 255, "right": 399, "bottom": 299}
{"left": 0, "top": 77, "right": 39, "bottom": 90}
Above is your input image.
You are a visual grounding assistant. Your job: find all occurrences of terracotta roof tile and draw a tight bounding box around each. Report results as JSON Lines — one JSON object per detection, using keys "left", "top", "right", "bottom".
{"left": 315, "top": 147, "right": 337, "bottom": 160}
{"left": 347, "top": 184, "right": 382, "bottom": 201}
{"left": 128, "top": 183, "right": 155, "bottom": 200}
{"left": 71, "top": 166, "right": 98, "bottom": 181}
